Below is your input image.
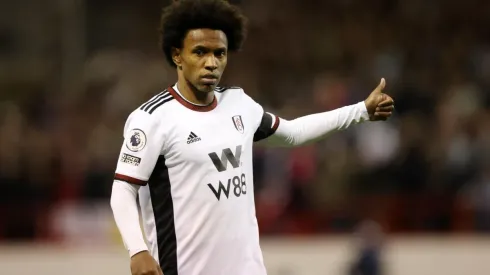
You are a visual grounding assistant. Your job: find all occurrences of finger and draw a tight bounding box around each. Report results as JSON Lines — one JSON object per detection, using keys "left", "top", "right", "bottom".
{"left": 378, "top": 98, "right": 394, "bottom": 107}
{"left": 376, "top": 106, "right": 394, "bottom": 112}
{"left": 373, "top": 78, "right": 386, "bottom": 93}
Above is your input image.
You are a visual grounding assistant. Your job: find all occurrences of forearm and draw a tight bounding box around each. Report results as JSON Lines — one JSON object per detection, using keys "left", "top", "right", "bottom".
{"left": 269, "top": 102, "right": 369, "bottom": 146}
{"left": 110, "top": 180, "right": 148, "bottom": 257}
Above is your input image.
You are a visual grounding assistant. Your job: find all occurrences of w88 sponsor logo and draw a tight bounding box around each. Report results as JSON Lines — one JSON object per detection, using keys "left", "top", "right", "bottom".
{"left": 207, "top": 173, "right": 246, "bottom": 201}
{"left": 207, "top": 145, "right": 246, "bottom": 200}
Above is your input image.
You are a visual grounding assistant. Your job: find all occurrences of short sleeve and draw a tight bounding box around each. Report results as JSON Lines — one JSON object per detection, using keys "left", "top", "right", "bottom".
{"left": 114, "top": 110, "right": 164, "bottom": 186}
{"left": 253, "top": 112, "right": 280, "bottom": 142}
{"left": 242, "top": 92, "right": 280, "bottom": 142}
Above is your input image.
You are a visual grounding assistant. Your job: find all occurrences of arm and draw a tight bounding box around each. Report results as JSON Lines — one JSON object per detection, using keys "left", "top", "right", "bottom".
{"left": 110, "top": 110, "right": 165, "bottom": 275}
{"left": 110, "top": 180, "right": 147, "bottom": 256}
{"left": 266, "top": 102, "right": 369, "bottom": 147}
{"left": 254, "top": 78, "right": 394, "bottom": 147}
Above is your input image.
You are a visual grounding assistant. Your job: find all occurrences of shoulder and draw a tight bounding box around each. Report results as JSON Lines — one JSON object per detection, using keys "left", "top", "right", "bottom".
{"left": 125, "top": 89, "right": 175, "bottom": 128}
{"left": 214, "top": 85, "right": 247, "bottom": 103}
{"left": 215, "top": 86, "right": 264, "bottom": 123}
{"left": 135, "top": 89, "right": 175, "bottom": 116}
{"left": 214, "top": 86, "right": 258, "bottom": 105}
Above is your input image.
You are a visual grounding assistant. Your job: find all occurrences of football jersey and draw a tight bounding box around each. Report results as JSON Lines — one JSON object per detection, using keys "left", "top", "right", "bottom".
{"left": 114, "top": 85, "right": 279, "bottom": 275}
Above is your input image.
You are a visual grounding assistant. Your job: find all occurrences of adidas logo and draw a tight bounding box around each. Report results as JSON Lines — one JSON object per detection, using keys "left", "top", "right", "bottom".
{"left": 187, "top": 132, "right": 201, "bottom": 144}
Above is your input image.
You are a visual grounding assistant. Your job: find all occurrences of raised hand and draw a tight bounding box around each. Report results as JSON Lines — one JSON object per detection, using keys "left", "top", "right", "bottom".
{"left": 364, "top": 78, "right": 395, "bottom": 121}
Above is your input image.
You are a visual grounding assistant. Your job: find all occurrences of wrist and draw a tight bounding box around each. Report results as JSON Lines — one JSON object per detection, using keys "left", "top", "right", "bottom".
{"left": 358, "top": 101, "right": 370, "bottom": 121}
{"left": 130, "top": 248, "right": 149, "bottom": 258}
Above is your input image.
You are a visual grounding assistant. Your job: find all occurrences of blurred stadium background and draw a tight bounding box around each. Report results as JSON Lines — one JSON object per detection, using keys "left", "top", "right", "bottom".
{"left": 1, "top": 0, "right": 490, "bottom": 274}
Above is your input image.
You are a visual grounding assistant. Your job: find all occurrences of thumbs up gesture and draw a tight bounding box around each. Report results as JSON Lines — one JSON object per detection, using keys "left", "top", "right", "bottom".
{"left": 364, "top": 78, "right": 395, "bottom": 121}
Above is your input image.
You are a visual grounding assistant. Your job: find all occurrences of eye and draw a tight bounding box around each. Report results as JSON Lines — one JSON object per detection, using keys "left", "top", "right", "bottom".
{"left": 216, "top": 50, "right": 226, "bottom": 57}
{"left": 195, "top": 49, "right": 204, "bottom": 57}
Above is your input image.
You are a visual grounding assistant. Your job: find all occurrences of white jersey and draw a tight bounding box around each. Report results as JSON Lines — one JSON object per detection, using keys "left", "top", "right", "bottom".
{"left": 114, "top": 85, "right": 279, "bottom": 275}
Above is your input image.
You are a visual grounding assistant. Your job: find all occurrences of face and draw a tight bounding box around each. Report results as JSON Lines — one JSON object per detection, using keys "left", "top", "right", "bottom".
{"left": 173, "top": 29, "right": 228, "bottom": 93}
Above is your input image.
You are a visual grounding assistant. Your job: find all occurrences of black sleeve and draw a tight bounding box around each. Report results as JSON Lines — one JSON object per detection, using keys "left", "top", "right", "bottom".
{"left": 253, "top": 112, "right": 280, "bottom": 142}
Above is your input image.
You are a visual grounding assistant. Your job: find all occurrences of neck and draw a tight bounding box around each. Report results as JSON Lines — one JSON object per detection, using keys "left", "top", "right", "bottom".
{"left": 176, "top": 77, "right": 214, "bottom": 106}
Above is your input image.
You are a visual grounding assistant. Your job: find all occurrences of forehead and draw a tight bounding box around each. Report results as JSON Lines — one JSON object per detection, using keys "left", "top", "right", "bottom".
{"left": 183, "top": 29, "right": 228, "bottom": 50}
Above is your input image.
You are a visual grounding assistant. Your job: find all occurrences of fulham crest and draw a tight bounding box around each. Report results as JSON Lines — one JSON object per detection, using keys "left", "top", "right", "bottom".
{"left": 232, "top": 115, "right": 244, "bottom": 134}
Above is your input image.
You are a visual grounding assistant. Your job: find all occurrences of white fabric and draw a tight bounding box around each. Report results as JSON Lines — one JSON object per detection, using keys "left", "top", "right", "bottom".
{"left": 268, "top": 102, "right": 369, "bottom": 146}
{"left": 110, "top": 180, "right": 148, "bottom": 257}
{"left": 111, "top": 84, "right": 370, "bottom": 275}
{"left": 113, "top": 86, "right": 267, "bottom": 275}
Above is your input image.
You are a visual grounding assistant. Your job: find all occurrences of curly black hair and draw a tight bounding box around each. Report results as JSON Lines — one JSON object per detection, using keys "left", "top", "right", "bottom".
{"left": 159, "top": 0, "right": 248, "bottom": 67}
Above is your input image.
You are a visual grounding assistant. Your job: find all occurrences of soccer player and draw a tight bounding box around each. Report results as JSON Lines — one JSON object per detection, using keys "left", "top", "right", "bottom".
{"left": 110, "top": 0, "right": 395, "bottom": 274}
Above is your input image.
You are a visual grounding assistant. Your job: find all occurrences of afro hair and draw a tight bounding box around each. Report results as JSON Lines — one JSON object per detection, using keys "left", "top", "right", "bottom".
{"left": 159, "top": 0, "right": 248, "bottom": 67}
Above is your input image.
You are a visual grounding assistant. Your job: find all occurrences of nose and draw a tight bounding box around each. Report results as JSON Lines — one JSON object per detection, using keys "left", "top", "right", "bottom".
{"left": 204, "top": 56, "right": 218, "bottom": 71}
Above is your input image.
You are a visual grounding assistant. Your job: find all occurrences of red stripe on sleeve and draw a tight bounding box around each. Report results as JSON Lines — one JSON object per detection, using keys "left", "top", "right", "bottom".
{"left": 272, "top": 115, "right": 280, "bottom": 131}
{"left": 114, "top": 173, "right": 147, "bottom": 186}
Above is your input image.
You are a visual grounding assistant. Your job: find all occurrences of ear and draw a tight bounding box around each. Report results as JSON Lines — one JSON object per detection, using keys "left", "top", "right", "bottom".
{"left": 171, "top": 47, "right": 182, "bottom": 69}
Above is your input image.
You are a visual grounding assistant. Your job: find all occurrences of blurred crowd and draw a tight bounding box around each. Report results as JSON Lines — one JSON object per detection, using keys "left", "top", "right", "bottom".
{"left": 1, "top": 0, "right": 490, "bottom": 241}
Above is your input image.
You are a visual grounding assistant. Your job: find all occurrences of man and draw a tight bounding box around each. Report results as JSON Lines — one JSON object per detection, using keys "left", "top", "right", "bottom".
{"left": 110, "top": 1, "right": 395, "bottom": 275}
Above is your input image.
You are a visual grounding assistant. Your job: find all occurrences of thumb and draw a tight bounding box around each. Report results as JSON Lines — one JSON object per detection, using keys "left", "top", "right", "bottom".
{"left": 373, "top": 78, "right": 386, "bottom": 93}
